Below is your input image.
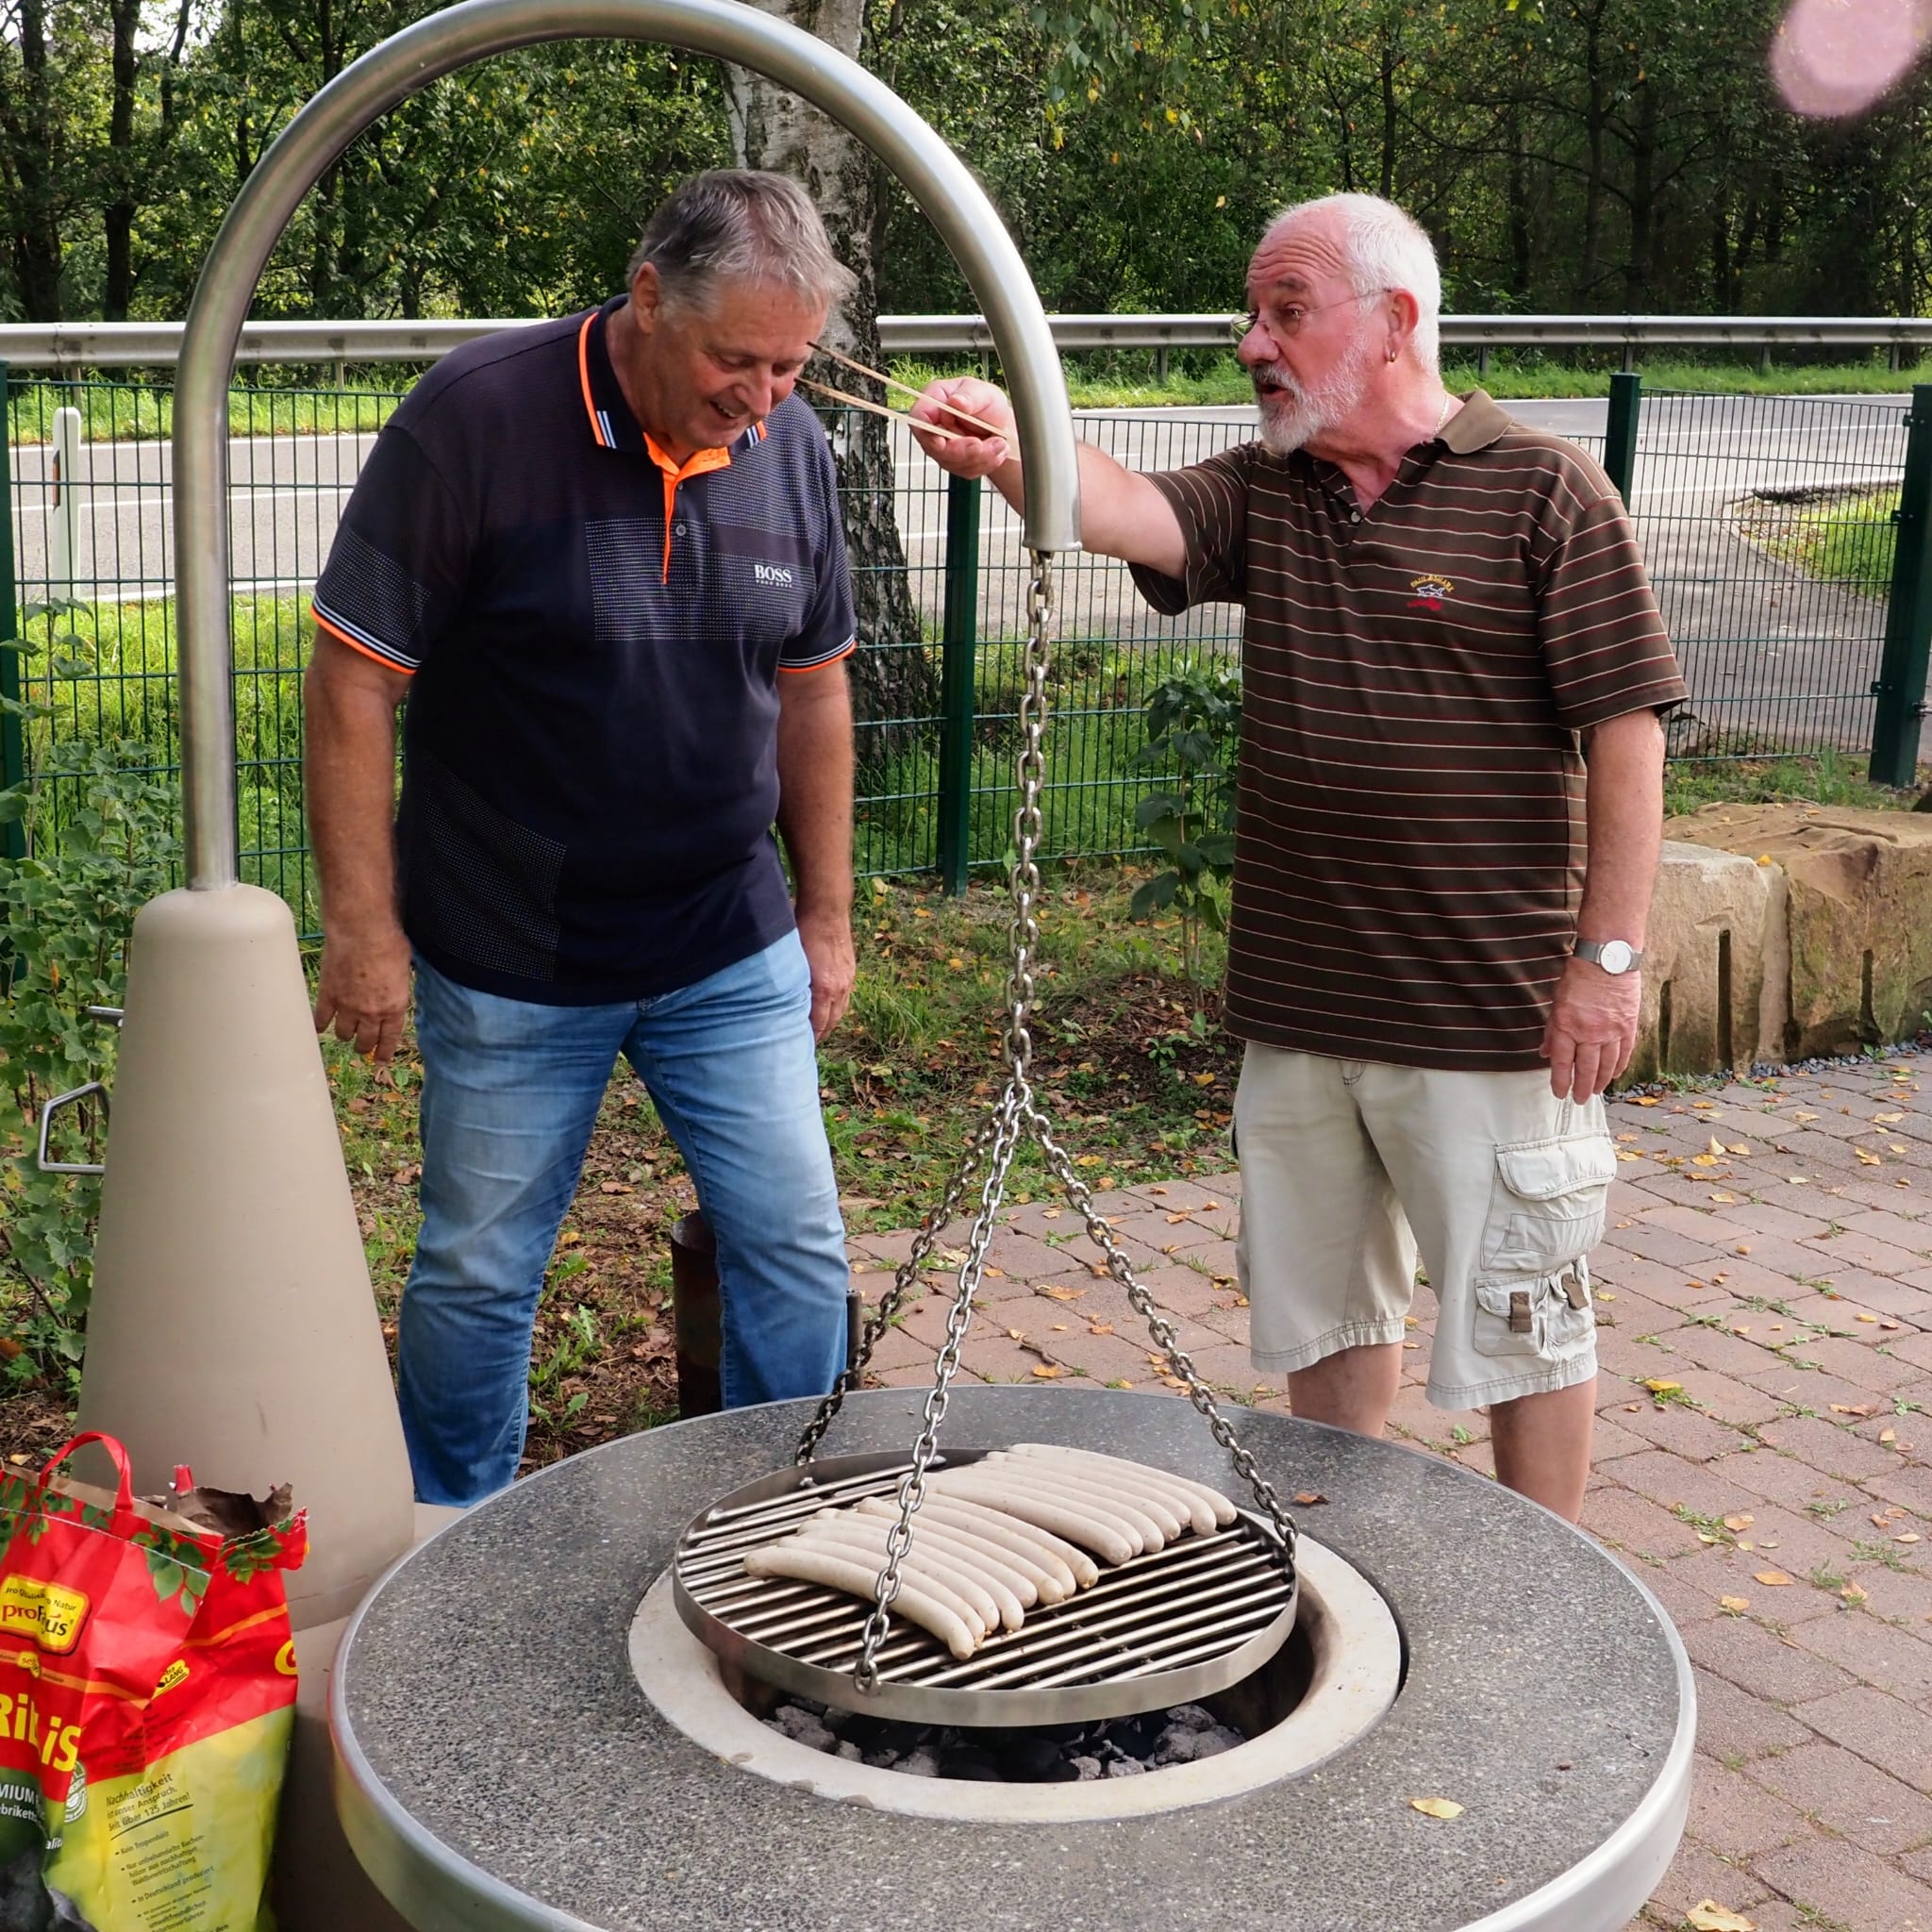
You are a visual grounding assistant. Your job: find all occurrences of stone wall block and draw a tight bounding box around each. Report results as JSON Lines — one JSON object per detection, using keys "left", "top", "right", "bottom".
{"left": 1628, "top": 840, "right": 1781, "bottom": 1082}
{"left": 1666, "top": 804, "right": 1932, "bottom": 1059}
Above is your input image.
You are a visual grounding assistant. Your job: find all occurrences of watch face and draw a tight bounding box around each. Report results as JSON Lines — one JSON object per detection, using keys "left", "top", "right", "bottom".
{"left": 1597, "top": 941, "right": 1635, "bottom": 974}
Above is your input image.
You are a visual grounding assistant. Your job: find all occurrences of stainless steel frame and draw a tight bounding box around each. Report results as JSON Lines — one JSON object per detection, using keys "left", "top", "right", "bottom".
{"left": 672, "top": 1450, "right": 1298, "bottom": 1727}
{"left": 169, "top": 0, "right": 1080, "bottom": 889}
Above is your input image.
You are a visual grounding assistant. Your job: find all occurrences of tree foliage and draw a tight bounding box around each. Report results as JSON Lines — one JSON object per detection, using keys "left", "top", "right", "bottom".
{"left": 4, "top": 0, "right": 1930, "bottom": 323}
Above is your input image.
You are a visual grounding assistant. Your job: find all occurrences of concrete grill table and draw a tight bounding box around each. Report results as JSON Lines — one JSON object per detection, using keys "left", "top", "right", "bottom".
{"left": 332, "top": 1385, "right": 1692, "bottom": 1932}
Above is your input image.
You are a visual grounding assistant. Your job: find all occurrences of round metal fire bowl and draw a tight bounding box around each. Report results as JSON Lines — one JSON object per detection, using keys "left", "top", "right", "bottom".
{"left": 671, "top": 1448, "right": 1298, "bottom": 1727}
{"left": 332, "top": 1386, "right": 1694, "bottom": 1932}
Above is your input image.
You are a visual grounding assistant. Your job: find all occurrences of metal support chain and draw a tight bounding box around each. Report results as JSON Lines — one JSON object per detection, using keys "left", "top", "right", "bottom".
{"left": 813, "top": 554, "right": 1295, "bottom": 1692}
{"left": 1024, "top": 1101, "right": 1297, "bottom": 1574}
{"left": 793, "top": 1109, "right": 1003, "bottom": 1466}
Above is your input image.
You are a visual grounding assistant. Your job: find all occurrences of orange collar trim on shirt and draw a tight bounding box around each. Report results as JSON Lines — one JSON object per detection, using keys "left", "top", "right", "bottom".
{"left": 575, "top": 307, "right": 772, "bottom": 579}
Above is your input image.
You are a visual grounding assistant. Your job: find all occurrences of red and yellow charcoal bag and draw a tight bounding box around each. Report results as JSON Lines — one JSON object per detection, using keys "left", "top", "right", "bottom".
{"left": 0, "top": 1432, "right": 305, "bottom": 1931}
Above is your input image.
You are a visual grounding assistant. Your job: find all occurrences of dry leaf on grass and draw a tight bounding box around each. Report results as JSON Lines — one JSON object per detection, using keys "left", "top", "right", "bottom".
{"left": 1408, "top": 1796, "right": 1464, "bottom": 1820}
{"left": 1686, "top": 1904, "right": 1757, "bottom": 1932}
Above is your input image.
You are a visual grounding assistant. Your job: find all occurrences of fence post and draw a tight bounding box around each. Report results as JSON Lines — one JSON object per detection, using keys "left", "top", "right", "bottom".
{"left": 936, "top": 472, "right": 981, "bottom": 894}
{"left": 1603, "top": 371, "right": 1641, "bottom": 507}
{"left": 0, "top": 363, "right": 24, "bottom": 864}
{"left": 1870, "top": 382, "right": 1932, "bottom": 788}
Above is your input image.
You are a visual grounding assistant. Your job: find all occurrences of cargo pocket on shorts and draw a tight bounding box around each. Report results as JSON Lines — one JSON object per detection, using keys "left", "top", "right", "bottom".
{"left": 1471, "top": 1133, "right": 1617, "bottom": 1362}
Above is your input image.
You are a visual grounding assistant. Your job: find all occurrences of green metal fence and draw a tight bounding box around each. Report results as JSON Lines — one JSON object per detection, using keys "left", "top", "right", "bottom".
{"left": 3, "top": 368, "right": 1928, "bottom": 940}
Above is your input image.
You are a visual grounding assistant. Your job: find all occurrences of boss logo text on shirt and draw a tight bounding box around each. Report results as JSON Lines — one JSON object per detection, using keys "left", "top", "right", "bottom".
{"left": 754, "top": 562, "right": 795, "bottom": 587}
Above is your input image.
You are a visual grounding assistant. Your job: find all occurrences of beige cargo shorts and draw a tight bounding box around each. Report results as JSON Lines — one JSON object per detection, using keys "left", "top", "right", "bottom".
{"left": 1233, "top": 1045, "right": 1616, "bottom": 1409}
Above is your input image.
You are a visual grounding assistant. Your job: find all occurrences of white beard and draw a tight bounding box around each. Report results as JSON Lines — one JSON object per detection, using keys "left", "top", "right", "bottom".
{"left": 1253, "top": 327, "right": 1379, "bottom": 456}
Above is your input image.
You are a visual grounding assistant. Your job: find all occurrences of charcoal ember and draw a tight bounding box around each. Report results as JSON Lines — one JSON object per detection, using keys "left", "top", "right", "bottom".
{"left": 993, "top": 1733, "right": 1066, "bottom": 1780}
{"left": 1192, "top": 1727, "right": 1242, "bottom": 1759}
{"left": 1039, "top": 1757, "right": 1081, "bottom": 1782}
{"left": 834, "top": 1740, "right": 864, "bottom": 1761}
{"left": 766, "top": 1707, "right": 836, "bottom": 1754}
{"left": 1037, "top": 1722, "right": 1089, "bottom": 1744}
{"left": 900, "top": 1748, "right": 941, "bottom": 1777}
{"left": 938, "top": 1746, "right": 1002, "bottom": 1781}
{"left": 1168, "top": 1704, "right": 1217, "bottom": 1732}
{"left": 1100, "top": 1714, "right": 1163, "bottom": 1758}
{"left": 1151, "top": 1724, "right": 1202, "bottom": 1764}
{"left": 839, "top": 1714, "right": 898, "bottom": 1750}
{"left": 1070, "top": 1755, "right": 1104, "bottom": 1781}
{"left": 1106, "top": 1756, "right": 1148, "bottom": 1777}
{"left": 862, "top": 1746, "right": 902, "bottom": 1768}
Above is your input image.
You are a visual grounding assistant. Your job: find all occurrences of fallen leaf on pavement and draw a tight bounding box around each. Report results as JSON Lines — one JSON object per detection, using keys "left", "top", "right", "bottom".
{"left": 1292, "top": 1491, "right": 1327, "bottom": 1507}
{"left": 1644, "top": 1379, "right": 1683, "bottom": 1394}
{"left": 1832, "top": 1404, "right": 1874, "bottom": 1416}
{"left": 1408, "top": 1796, "right": 1464, "bottom": 1820}
{"left": 1686, "top": 1902, "right": 1757, "bottom": 1932}
{"left": 1753, "top": 1571, "right": 1793, "bottom": 1586}
{"left": 1708, "top": 1135, "right": 1726, "bottom": 1158}
{"left": 1881, "top": 1427, "right": 1898, "bottom": 1445}
{"left": 1719, "top": 1595, "right": 1750, "bottom": 1613}
{"left": 1841, "top": 1581, "right": 1868, "bottom": 1603}
{"left": 1029, "top": 1364, "right": 1064, "bottom": 1379}
{"left": 1723, "top": 1514, "right": 1755, "bottom": 1531}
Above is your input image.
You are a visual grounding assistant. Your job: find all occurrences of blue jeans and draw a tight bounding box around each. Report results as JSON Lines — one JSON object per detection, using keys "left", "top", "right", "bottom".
{"left": 398, "top": 933, "right": 849, "bottom": 1505}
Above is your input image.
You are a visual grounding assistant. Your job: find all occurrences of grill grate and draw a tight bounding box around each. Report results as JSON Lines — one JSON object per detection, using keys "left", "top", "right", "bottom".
{"left": 671, "top": 1450, "right": 1298, "bottom": 1728}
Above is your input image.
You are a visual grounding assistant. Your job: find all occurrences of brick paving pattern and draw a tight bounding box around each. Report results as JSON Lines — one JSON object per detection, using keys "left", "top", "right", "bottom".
{"left": 846, "top": 1051, "right": 1932, "bottom": 1931}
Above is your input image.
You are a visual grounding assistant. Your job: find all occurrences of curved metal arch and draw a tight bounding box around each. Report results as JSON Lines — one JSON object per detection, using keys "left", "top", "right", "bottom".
{"left": 173, "top": 0, "right": 1079, "bottom": 887}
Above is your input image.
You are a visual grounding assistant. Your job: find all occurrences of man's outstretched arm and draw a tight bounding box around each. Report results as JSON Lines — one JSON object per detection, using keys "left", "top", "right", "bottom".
{"left": 910, "top": 377, "right": 1188, "bottom": 579}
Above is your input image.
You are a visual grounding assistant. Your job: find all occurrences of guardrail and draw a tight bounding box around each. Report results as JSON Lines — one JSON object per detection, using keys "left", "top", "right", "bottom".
{"left": 5, "top": 312, "right": 1932, "bottom": 372}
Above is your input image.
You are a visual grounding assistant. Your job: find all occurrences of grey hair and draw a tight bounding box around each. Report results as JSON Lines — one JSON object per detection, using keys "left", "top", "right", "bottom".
{"left": 1263, "top": 192, "right": 1441, "bottom": 374}
{"left": 627, "top": 169, "right": 856, "bottom": 315}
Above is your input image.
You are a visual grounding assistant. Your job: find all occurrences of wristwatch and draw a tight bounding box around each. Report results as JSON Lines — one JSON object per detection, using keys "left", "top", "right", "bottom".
{"left": 1574, "top": 938, "right": 1643, "bottom": 974}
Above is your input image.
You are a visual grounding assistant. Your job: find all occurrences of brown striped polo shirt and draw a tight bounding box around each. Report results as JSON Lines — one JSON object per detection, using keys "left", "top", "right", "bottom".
{"left": 1128, "top": 390, "right": 1685, "bottom": 1073}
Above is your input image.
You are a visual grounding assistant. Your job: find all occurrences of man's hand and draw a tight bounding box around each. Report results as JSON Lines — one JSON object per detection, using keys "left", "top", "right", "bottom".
{"left": 1540, "top": 957, "right": 1641, "bottom": 1102}
{"left": 796, "top": 904, "right": 856, "bottom": 1042}
{"left": 314, "top": 926, "right": 414, "bottom": 1064}
{"left": 910, "top": 377, "right": 1013, "bottom": 477}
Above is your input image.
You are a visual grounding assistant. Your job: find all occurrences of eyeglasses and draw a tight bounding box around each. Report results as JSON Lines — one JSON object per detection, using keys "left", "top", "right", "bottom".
{"left": 1228, "top": 290, "right": 1391, "bottom": 345}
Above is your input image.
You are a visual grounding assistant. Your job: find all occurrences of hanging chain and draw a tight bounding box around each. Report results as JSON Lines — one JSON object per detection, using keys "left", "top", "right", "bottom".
{"left": 846, "top": 555, "right": 1057, "bottom": 1690}
{"left": 816, "top": 553, "right": 1294, "bottom": 1690}
{"left": 1024, "top": 1099, "right": 1297, "bottom": 1580}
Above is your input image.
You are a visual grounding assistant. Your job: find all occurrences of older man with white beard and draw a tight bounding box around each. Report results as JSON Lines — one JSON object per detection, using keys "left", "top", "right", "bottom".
{"left": 914, "top": 192, "right": 1684, "bottom": 1522}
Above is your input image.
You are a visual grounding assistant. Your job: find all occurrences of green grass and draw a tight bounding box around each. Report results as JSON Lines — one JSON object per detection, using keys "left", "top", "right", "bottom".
{"left": 1662, "top": 746, "right": 1922, "bottom": 817}
{"left": 1739, "top": 483, "right": 1898, "bottom": 598}
{"left": 8, "top": 380, "right": 405, "bottom": 444}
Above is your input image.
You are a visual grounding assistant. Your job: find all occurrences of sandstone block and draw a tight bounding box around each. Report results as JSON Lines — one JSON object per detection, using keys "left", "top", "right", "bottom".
{"left": 1667, "top": 803, "right": 1932, "bottom": 1058}
{"left": 1629, "top": 839, "right": 1784, "bottom": 1080}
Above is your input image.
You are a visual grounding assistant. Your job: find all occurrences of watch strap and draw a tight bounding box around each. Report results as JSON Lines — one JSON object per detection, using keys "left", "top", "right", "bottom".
{"left": 1574, "top": 938, "right": 1643, "bottom": 972}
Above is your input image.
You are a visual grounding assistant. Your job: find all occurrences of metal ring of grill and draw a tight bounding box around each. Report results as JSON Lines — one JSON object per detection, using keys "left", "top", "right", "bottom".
{"left": 671, "top": 1450, "right": 1299, "bottom": 1728}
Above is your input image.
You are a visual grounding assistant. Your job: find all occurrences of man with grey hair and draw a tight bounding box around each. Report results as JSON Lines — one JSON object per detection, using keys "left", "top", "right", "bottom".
{"left": 917, "top": 192, "right": 1684, "bottom": 1521}
{"left": 305, "top": 170, "right": 862, "bottom": 1505}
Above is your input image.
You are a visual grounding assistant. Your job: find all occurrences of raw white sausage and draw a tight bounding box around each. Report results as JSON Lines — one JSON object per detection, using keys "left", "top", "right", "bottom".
{"left": 916, "top": 1496, "right": 1093, "bottom": 1593}
{"left": 1009, "top": 1443, "right": 1233, "bottom": 1534}
{"left": 802, "top": 1515, "right": 1021, "bottom": 1633}
{"left": 985, "top": 1453, "right": 1182, "bottom": 1544}
{"left": 1008, "top": 1443, "right": 1234, "bottom": 1535}
{"left": 926, "top": 1471, "right": 1137, "bottom": 1566}
{"left": 793, "top": 1521, "right": 1003, "bottom": 1635}
{"left": 853, "top": 1499, "right": 1042, "bottom": 1607}
{"left": 742, "top": 1543, "right": 979, "bottom": 1659}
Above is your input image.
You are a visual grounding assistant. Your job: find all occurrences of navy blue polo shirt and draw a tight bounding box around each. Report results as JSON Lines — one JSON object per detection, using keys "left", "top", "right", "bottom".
{"left": 312, "top": 299, "right": 856, "bottom": 1004}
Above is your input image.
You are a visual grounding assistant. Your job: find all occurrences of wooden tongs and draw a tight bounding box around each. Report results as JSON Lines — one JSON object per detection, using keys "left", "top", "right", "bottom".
{"left": 796, "top": 341, "right": 1007, "bottom": 446}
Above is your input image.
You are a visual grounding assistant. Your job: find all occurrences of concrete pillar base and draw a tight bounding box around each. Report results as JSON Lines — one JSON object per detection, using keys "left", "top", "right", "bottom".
{"left": 274, "top": 1505, "right": 465, "bottom": 1932}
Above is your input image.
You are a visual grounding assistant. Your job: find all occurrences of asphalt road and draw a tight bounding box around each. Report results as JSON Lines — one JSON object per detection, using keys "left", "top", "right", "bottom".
{"left": 8, "top": 390, "right": 1911, "bottom": 751}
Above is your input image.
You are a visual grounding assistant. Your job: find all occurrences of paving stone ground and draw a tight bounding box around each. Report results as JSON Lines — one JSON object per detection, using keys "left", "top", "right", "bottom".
{"left": 846, "top": 1050, "right": 1932, "bottom": 1932}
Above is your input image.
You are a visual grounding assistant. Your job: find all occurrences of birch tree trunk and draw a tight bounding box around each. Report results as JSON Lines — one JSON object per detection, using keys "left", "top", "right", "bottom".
{"left": 724, "top": 0, "right": 935, "bottom": 764}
